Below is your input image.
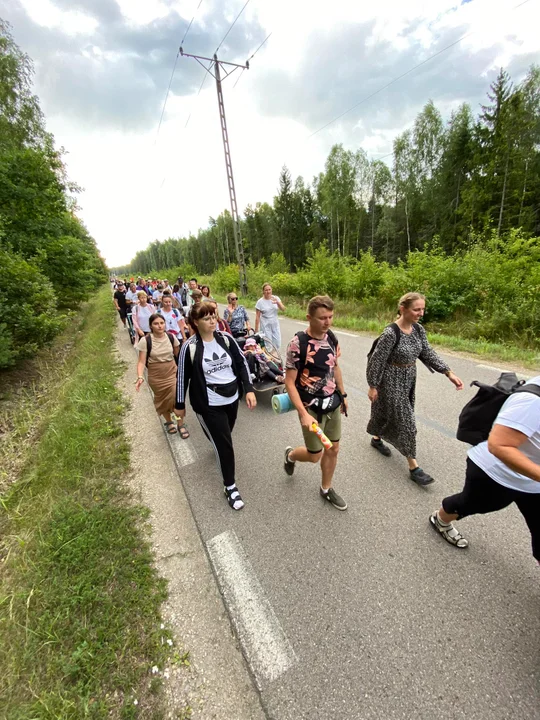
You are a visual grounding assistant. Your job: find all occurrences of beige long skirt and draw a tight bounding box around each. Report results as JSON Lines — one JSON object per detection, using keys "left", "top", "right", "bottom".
{"left": 147, "top": 360, "right": 177, "bottom": 417}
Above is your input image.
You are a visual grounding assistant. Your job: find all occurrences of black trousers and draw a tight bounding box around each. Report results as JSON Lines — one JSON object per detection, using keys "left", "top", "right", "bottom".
{"left": 443, "top": 458, "right": 540, "bottom": 561}
{"left": 196, "top": 400, "right": 239, "bottom": 487}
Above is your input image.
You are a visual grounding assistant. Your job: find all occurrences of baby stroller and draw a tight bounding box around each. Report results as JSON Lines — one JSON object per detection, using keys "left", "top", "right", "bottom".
{"left": 236, "top": 332, "right": 287, "bottom": 398}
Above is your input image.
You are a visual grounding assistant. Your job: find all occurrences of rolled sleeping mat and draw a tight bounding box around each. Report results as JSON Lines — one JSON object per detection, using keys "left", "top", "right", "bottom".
{"left": 272, "top": 391, "right": 294, "bottom": 414}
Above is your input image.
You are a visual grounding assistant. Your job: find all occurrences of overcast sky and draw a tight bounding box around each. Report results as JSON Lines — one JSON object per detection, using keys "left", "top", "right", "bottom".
{"left": 1, "top": 0, "right": 537, "bottom": 266}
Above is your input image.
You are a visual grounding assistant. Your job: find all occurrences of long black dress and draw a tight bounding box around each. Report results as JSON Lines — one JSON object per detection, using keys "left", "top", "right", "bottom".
{"left": 366, "top": 324, "right": 450, "bottom": 457}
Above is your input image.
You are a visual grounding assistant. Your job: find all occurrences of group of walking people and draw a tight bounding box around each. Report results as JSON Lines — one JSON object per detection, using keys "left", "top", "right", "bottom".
{"left": 113, "top": 278, "right": 540, "bottom": 564}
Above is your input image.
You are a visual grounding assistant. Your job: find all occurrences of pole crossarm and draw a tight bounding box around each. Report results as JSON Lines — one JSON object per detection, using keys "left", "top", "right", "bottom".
{"left": 179, "top": 49, "right": 249, "bottom": 295}
{"left": 180, "top": 47, "right": 249, "bottom": 71}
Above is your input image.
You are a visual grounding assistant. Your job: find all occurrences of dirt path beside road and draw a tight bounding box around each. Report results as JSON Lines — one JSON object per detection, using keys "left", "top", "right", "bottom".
{"left": 116, "top": 321, "right": 265, "bottom": 720}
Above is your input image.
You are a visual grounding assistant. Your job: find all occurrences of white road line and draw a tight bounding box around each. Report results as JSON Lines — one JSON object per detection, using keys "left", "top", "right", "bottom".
{"left": 206, "top": 530, "right": 297, "bottom": 688}
{"left": 334, "top": 330, "right": 357, "bottom": 337}
{"left": 476, "top": 364, "right": 529, "bottom": 381}
{"left": 167, "top": 433, "right": 198, "bottom": 467}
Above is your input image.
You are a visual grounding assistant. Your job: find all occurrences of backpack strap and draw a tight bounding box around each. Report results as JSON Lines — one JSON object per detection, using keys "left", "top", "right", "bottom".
{"left": 389, "top": 322, "right": 401, "bottom": 356}
{"left": 514, "top": 384, "right": 540, "bottom": 399}
{"left": 145, "top": 335, "right": 152, "bottom": 368}
{"left": 189, "top": 332, "right": 230, "bottom": 363}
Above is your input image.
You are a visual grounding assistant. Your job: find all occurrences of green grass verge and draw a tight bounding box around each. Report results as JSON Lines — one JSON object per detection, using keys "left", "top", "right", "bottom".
{"left": 0, "top": 287, "right": 171, "bottom": 719}
{"left": 213, "top": 293, "right": 539, "bottom": 369}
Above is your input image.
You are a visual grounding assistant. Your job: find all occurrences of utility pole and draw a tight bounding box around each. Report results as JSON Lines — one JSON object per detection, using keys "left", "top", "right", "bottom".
{"left": 180, "top": 48, "right": 249, "bottom": 296}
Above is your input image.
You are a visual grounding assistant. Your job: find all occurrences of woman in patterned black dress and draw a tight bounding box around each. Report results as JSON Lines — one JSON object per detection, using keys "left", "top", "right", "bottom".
{"left": 366, "top": 293, "right": 464, "bottom": 485}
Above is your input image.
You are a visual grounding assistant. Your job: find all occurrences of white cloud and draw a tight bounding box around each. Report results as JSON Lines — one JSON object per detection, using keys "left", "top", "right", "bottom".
{"left": 3, "top": 0, "right": 538, "bottom": 266}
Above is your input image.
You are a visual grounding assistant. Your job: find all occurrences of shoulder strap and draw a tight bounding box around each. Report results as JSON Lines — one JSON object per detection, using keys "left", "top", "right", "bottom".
{"left": 166, "top": 332, "right": 175, "bottom": 349}
{"left": 295, "top": 331, "right": 309, "bottom": 382}
{"left": 145, "top": 335, "right": 152, "bottom": 367}
{"left": 514, "top": 384, "right": 540, "bottom": 399}
{"left": 327, "top": 329, "right": 338, "bottom": 352}
{"left": 389, "top": 322, "right": 401, "bottom": 354}
{"left": 173, "top": 309, "right": 179, "bottom": 318}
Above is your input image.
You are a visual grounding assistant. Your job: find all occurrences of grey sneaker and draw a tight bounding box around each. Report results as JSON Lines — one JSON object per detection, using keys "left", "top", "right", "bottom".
{"left": 320, "top": 487, "right": 347, "bottom": 510}
{"left": 284, "top": 446, "right": 295, "bottom": 476}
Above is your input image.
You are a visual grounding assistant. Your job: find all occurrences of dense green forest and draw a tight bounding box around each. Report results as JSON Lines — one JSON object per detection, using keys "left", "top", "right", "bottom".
{"left": 116, "top": 66, "right": 540, "bottom": 350}
{"left": 121, "top": 65, "right": 539, "bottom": 273}
{"left": 0, "top": 21, "right": 107, "bottom": 369}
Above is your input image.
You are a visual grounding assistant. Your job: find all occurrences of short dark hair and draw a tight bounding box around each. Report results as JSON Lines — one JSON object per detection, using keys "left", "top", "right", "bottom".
{"left": 307, "top": 295, "right": 334, "bottom": 316}
{"left": 188, "top": 299, "right": 216, "bottom": 331}
{"left": 190, "top": 277, "right": 198, "bottom": 283}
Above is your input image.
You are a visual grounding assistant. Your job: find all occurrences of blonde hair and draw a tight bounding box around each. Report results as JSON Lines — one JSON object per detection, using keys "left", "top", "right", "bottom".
{"left": 397, "top": 292, "right": 425, "bottom": 316}
{"left": 137, "top": 290, "right": 147, "bottom": 299}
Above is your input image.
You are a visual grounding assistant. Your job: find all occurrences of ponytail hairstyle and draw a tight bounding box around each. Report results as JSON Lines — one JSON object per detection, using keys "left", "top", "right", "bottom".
{"left": 397, "top": 292, "right": 425, "bottom": 317}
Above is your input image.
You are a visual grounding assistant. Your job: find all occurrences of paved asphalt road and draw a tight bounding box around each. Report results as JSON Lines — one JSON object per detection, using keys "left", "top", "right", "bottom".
{"left": 168, "top": 311, "right": 539, "bottom": 720}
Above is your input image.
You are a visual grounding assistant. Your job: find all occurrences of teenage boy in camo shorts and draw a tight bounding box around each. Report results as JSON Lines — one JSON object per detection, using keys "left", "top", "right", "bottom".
{"left": 284, "top": 295, "right": 349, "bottom": 510}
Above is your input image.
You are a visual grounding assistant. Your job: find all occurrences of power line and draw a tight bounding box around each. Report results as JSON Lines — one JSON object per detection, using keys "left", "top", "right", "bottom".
{"left": 181, "top": 0, "right": 204, "bottom": 46}
{"left": 155, "top": 50, "right": 180, "bottom": 143}
{"left": 215, "top": 0, "right": 251, "bottom": 54}
{"left": 308, "top": 0, "right": 533, "bottom": 139}
{"left": 154, "top": 0, "right": 204, "bottom": 143}
{"left": 248, "top": 31, "right": 272, "bottom": 61}
{"left": 308, "top": 30, "right": 475, "bottom": 138}
{"left": 233, "top": 31, "right": 272, "bottom": 88}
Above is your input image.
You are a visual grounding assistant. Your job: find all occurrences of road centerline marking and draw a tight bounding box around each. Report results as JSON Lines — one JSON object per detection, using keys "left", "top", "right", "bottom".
{"left": 206, "top": 530, "right": 297, "bottom": 688}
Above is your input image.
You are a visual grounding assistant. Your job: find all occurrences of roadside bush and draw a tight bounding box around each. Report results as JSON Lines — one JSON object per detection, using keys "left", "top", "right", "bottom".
{"left": 0, "top": 249, "right": 62, "bottom": 368}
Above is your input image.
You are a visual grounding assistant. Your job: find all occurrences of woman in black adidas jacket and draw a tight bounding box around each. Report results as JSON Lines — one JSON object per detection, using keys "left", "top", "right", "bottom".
{"left": 175, "top": 302, "right": 256, "bottom": 510}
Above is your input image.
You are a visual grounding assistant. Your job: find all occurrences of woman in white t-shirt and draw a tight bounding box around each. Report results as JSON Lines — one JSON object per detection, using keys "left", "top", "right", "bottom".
{"left": 255, "top": 283, "right": 285, "bottom": 350}
{"left": 174, "top": 302, "right": 256, "bottom": 510}
{"left": 429, "top": 375, "right": 540, "bottom": 562}
{"left": 135, "top": 313, "right": 180, "bottom": 434}
{"left": 158, "top": 295, "right": 187, "bottom": 342}
{"left": 132, "top": 291, "right": 154, "bottom": 338}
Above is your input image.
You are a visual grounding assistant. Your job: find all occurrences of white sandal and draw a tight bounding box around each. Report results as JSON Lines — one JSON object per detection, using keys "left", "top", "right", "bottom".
{"left": 429, "top": 512, "right": 469, "bottom": 549}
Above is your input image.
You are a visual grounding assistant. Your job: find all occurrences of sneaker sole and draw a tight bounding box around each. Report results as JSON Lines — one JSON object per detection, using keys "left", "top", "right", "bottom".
{"left": 410, "top": 474, "right": 435, "bottom": 486}
{"left": 321, "top": 495, "right": 348, "bottom": 511}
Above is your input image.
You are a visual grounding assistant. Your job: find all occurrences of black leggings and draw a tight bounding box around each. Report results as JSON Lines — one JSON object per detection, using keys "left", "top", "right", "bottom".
{"left": 443, "top": 458, "right": 540, "bottom": 561}
{"left": 196, "top": 400, "right": 239, "bottom": 487}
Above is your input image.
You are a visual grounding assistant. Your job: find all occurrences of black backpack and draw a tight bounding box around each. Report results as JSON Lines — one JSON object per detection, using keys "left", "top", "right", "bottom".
{"left": 457, "top": 372, "right": 540, "bottom": 446}
{"left": 145, "top": 332, "right": 178, "bottom": 367}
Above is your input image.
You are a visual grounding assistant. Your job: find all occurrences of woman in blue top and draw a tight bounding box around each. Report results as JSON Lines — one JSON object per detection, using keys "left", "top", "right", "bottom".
{"left": 224, "top": 292, "right": 251, "bottom": 337}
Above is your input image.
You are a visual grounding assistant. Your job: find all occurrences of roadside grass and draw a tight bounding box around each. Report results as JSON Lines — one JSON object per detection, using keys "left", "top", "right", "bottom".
{"left": 0, "top": 287, "right": 172, "bottom": 719}
{"left": 213, "top": 293, "right": 539, "bottom": 369}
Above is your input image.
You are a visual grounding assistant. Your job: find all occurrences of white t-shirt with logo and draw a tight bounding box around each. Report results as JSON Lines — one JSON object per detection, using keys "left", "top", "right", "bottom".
{"left": 468, "top": 375, "right": 540, "bottom": 493}
{"left": 202, "top": 338, "right": 238, "bottom": 406}
{"left": 159, "top": 308, "right": 182, "bottom": 335}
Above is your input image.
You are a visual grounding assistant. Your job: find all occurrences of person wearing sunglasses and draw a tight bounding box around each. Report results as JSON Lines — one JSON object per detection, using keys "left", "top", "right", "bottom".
{"left": 224, "top": 292, "right": 251, "bottom": 338}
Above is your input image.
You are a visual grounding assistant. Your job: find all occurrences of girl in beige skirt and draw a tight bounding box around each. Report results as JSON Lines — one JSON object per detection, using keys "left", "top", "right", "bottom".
{"left": 135, "top": 313, "right": 181, "bottom": 434}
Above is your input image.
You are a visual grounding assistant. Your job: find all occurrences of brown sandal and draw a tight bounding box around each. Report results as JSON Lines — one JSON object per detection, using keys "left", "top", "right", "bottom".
{"left": 178, "top": 423, "right": 190, "bottom": 439}
{"left": 164, "top": 421, "right": 177, "bottom": 434}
